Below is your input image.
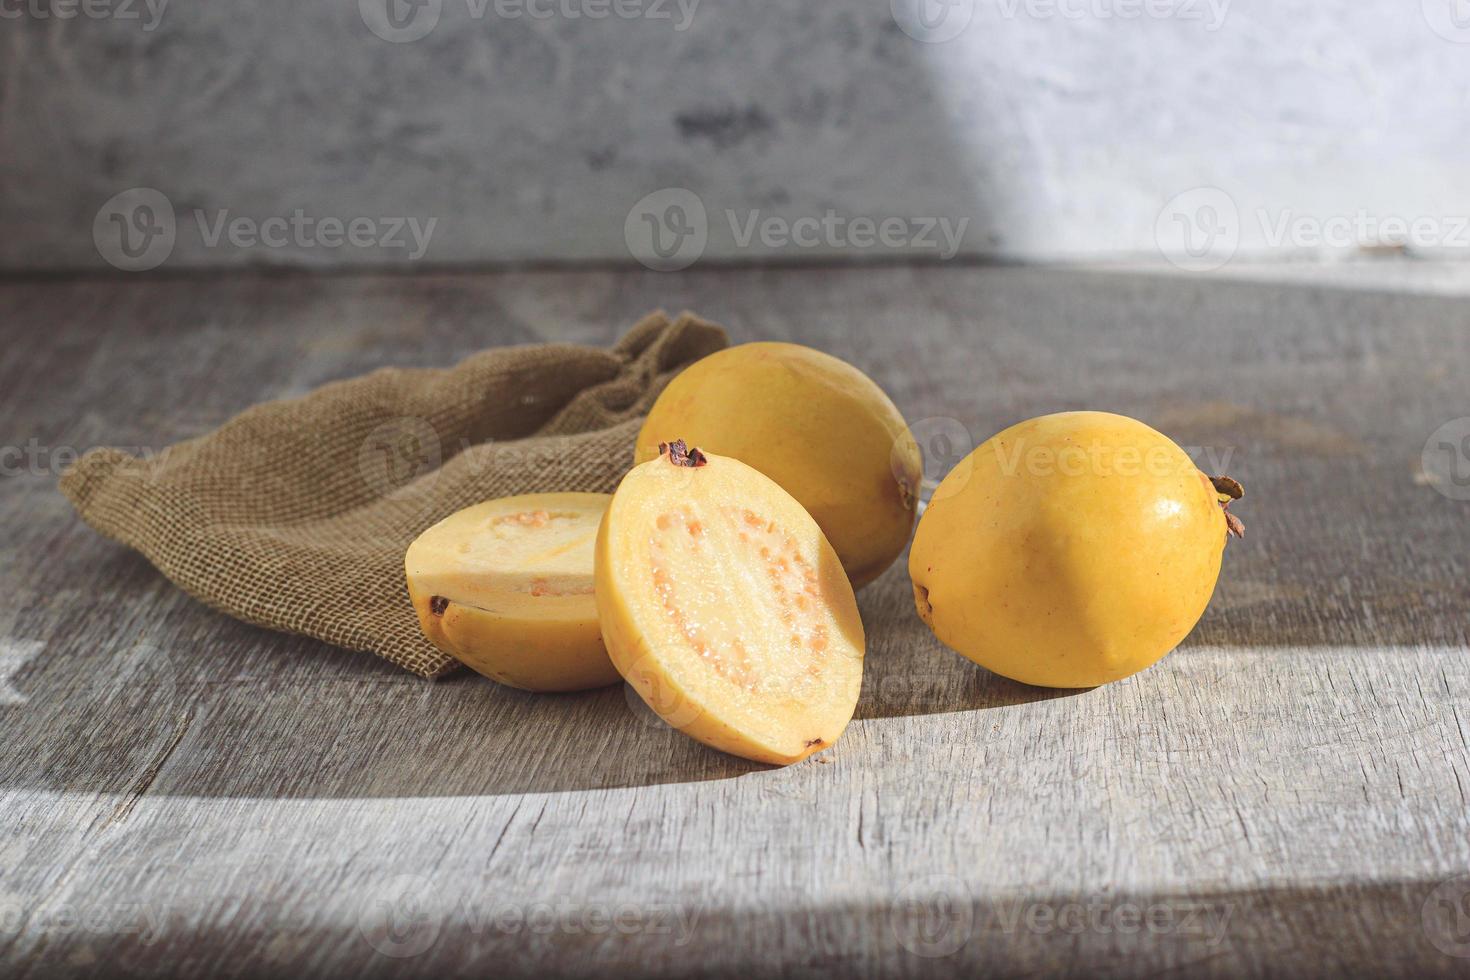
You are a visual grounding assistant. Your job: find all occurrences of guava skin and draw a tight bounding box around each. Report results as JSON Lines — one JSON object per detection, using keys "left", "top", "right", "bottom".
{"left": 909, "top": 412, "right": 1230, "bottom": 688}
{"left": 636, "top": 342, "right": 921, "bottom": 590}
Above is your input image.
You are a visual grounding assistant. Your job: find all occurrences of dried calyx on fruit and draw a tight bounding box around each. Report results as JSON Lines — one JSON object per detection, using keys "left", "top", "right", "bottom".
{"left": 1211, "top": 475, "right": 1246, "bottom": 540}
{"left": 659, "top": 439, "right": 707, "bottom": 467}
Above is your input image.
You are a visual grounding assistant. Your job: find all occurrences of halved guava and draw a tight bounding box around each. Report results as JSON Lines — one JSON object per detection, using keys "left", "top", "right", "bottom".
{"left": 596, "top": 442, "right": 865, "bottom": 764}
{"left": 405, "top": 492, "right": 618, "bottom": 692}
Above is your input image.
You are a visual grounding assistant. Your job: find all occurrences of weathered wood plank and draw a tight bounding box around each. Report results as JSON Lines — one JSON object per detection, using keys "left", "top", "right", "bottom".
{"left": 0, "top": 265, "right": 1467, "bottom": 977}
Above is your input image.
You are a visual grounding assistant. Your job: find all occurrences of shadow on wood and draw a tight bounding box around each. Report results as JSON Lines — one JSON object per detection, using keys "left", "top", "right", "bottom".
{"left": 23, "top": 874, "right": 1461, "bottom": 978}
{"left": 851, "top": 563, "right": 1090, "bottom": 721}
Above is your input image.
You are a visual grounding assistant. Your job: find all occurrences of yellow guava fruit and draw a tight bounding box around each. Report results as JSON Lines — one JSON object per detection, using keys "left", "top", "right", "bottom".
{"left": 635, "top": 342, "right": 921, "bottom": 589}
{"left": 909, "top": 412, "right": 1244, "bottom": 688}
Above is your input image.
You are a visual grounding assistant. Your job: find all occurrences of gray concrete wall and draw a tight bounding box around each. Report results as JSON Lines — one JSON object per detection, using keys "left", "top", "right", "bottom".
{"left": 3, "top": 0, "right": 1469, "bottom": 271}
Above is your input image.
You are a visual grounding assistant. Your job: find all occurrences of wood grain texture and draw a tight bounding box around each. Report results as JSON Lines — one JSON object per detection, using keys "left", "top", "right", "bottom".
{"left": 0, "top": 265, "right": 1467, "bottom": 978}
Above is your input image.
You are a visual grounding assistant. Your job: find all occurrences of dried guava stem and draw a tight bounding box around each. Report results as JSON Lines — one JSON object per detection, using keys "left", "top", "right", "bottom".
{"left": 913, "top": 582, "right": 934, "bottom": 626}
{"left": 1210, "top": 475, "right": 1246, "bottom": 541}
{"left": 1211, "top": 475, "right": 1244, "bottom": 500}
{"left": 659, "top": 439, "right": 708, "bottom": 468}
{"left": 896, "top": 474, "right": 917, "bottom": 512}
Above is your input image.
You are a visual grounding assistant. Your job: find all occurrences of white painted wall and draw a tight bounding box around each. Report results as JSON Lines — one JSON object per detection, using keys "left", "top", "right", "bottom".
{"left": 2, "top": 0, "right": 1468, "bottom": 270}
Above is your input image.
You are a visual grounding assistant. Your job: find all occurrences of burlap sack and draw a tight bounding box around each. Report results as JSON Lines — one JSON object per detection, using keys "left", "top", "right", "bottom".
{"left": 59, "top": 311, "right": 728, "bottom": 678}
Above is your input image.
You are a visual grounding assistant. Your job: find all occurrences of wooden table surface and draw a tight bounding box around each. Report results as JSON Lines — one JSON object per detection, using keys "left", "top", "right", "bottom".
{"left": 1, "top": 264, "right": 1468, "bottom": 978}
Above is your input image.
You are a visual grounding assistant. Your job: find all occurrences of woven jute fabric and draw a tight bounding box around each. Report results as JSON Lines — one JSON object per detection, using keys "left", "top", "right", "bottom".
{"left": 59, "top": 311, "right": 728, "bottom": 678}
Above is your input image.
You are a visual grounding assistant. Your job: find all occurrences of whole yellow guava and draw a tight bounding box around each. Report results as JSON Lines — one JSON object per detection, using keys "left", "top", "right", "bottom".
{"left": 908, "top": 411, "right": 1244, "bottom": 688}
{"left": 635, "top": 342, "right": 921, "bottom": 589}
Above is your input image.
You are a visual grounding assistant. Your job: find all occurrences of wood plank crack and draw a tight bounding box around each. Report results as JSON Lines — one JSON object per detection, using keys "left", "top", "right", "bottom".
{"left": 98, "top": 708, "right": 195, "bottom": 832}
